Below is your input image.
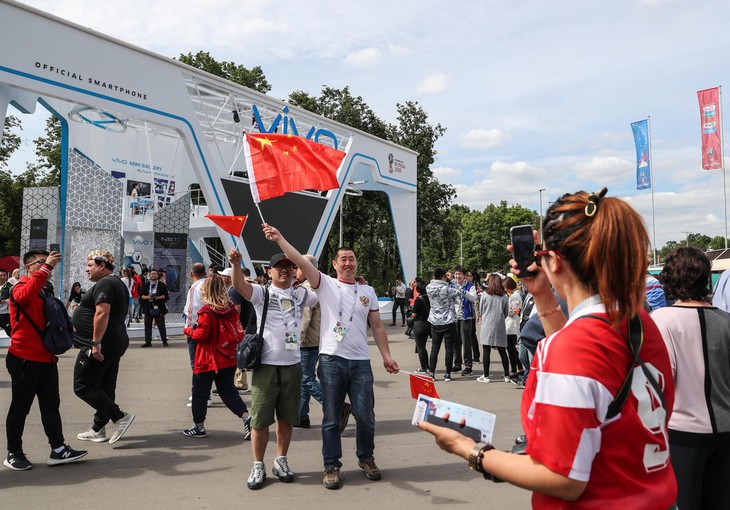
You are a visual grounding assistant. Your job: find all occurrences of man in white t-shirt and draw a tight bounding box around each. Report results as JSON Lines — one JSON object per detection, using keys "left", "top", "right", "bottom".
{"left": 261, "top": 223, "right": 399, "bottom": 491}
{"left": 230, "top": 251, "right": 317, "bottom": 490}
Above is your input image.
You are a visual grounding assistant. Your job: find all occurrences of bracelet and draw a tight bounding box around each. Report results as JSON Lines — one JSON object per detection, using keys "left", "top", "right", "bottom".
{"left": 468, "top": 442, "right": 495, "bottom": 478}
{"left": 538, "top": 304, "right": 562, "bottom": 318}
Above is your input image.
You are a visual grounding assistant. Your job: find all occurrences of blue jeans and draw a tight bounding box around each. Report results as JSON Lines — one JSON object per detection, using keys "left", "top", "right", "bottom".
{"left": 300, "top": 346, "right": 323, "bottom": 419}
{"left": 318, "top": 354, "right": 375, "bottom": 468}
{"left": 519, "top": 342, "right": 532, "bottom": 384}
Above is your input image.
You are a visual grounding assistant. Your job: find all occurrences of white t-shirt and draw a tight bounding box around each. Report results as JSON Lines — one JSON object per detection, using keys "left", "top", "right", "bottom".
{"left": 249, "top": 284, "right": 318, "bottom": 366}
{"left": 314, "top": 274, "right": 379, "bottom": 361}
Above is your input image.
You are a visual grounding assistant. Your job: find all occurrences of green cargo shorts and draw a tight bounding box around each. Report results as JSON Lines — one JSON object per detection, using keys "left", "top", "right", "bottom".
{"left": 250, "top": 363, "right": 302, "bottom": 429}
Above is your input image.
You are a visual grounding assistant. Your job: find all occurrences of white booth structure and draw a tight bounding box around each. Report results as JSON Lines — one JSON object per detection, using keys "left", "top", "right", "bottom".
{"left": 0, "top": 0, "right": 417, "bottom": 309}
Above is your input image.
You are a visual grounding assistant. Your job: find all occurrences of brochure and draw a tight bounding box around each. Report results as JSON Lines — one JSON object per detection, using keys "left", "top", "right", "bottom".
{"left": 412, "top": 394, "right": 496, "bottom": 443}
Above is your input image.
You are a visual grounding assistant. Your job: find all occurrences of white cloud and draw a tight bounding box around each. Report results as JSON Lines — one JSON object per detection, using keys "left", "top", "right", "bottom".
{"left": 574, "top": 157, "right": 633, "bottom": 184}
{"left": 432, "top": 166, "right": 462, "bottom": 181}
{"left": 416, "top": 73, "right": 450, "bottom": 94}
{"left": 460, "top": 128, "right": 509, "bottom": 149}
{"left": 345, "top": 48, "right": 382, "bottom": 68}
{"left": 452, "top": 161, "right": 550, "bottom": 210}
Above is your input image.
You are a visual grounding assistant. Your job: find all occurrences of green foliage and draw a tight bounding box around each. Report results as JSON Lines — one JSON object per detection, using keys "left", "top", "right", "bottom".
{"left": 34, "top": 116, "right": 62, "bottom": 186}
{"left": 0, "top": 115, "right": 21, "bottom": 168}
{"left": 176, "top": 51, "right": 271, "bottom": 93}
{"left": 0, "top": 164, "right": 43, "bottom": 255}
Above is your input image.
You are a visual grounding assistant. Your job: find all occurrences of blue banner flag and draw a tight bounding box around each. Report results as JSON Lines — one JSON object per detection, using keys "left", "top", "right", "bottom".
{"left": 631, "top": 119, "right": 651, "bottom": 190}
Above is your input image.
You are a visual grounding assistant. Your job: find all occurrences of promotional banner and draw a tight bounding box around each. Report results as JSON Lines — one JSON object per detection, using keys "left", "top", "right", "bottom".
{"left": 631, "top": 119, "right": 651, "bottom": 190}
{"left": 698, "top": 87, "right": 724, "bottom": 170}
{"left": 154, "top": 232, "right": 188, "bottom": 313}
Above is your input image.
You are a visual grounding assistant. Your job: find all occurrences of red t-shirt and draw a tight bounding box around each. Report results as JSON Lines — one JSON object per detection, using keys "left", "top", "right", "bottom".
{"left": 522, "top": 305, "right": 677, "bottom": 509}
{"left": 131, "top": 274, "right": 142, "bottom": 299}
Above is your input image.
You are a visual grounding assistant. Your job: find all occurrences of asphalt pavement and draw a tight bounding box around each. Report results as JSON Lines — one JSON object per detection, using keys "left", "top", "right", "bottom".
{"left": 0, "top": 320, "right": 532, "bottom": 509}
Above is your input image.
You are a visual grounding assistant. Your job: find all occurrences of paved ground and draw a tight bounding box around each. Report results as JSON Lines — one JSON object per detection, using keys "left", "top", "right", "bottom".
{"left": 0, "top": 321, "right": 532, "bottom": 509}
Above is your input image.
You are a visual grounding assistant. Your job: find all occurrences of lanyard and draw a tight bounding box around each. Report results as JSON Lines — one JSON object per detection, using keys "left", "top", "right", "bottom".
{"left": 338, "top": 282, "right": 359, "bottom": 326}
{"left": 272, "top": 287, "right": 301, "bottom": 335}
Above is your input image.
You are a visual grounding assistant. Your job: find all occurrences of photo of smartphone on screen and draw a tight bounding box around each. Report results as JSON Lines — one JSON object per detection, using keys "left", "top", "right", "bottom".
{"left": 49, "top": 243, "right": 60, "bottom": 252}
{"left": 510, "top": 225, "right": 537, "bottom": 278}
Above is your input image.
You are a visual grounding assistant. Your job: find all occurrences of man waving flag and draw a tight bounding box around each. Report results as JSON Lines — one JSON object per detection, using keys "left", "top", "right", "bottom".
{"left": 243, "top": 133, "right": 345, "bottom": 203}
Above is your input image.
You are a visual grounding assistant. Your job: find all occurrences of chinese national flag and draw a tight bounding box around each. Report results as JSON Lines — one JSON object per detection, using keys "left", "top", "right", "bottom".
{"left": 410, "top": 374, "right": 439, "bottom": 399}
{"left": 243, "top": 133, "right": 344, "bottom": 203}
{"left": 205, "top": 214, "right": 248, "bottom": 237}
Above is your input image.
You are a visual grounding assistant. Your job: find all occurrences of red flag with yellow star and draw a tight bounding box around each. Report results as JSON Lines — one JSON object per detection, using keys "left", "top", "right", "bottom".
{"left": 243, "top": 133, "right": 344, "bottom": 203}
{"left": 410, "top": 374, "right": 439, "bottom": 399}
{"left": 205, "top": 214, "right": 248, "bottom": 237}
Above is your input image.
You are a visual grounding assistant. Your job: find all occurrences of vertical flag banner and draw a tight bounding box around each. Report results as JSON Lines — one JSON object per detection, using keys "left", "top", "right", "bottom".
{"left": 697, "top": 87, "right": 724, "bottom": 170}
{"left": 631, "top": 119, "right": 651, "bottom": 190}
{"left": 242, "top": 133, "right": 344, "bottom": 203}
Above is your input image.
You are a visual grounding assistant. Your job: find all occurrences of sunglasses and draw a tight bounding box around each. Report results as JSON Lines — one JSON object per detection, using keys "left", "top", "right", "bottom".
{"left": 273, "top": 264, "right": 296, "bottom": 271}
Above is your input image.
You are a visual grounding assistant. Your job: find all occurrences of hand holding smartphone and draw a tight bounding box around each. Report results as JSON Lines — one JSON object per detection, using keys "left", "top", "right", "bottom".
{"left": 509, "top": 225, "right": 538, "bottom": 278}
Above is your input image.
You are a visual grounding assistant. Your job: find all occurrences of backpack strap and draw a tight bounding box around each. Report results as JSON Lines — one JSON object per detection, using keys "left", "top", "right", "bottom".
{"left": 9, "top": 285, "right": 45, "bottom": 338}
{"left": 576, "top": 313, "right": 667, "bottom": 421}
{"left": 258, "top": 285, "right": 269, "bottom": 337}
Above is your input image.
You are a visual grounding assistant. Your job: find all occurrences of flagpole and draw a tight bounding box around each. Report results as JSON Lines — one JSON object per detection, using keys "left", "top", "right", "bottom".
{"left": 721, "top": 85, "right": 727, "bottom": 249}
{"left": 255, "top": 203, "right": 266, "bottom": 226}
{"left": 648, "top": 116, "right": 657, "bottom": 265}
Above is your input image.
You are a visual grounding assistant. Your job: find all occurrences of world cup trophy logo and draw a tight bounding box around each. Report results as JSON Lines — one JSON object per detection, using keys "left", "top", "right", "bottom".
{"left": 388, "top": 153, "right": 394, "bottom": 173}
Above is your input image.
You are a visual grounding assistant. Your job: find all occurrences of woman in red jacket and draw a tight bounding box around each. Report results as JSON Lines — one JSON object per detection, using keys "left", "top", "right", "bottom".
{"left": 183, "top": 274, "right": 250, "bottom": 439}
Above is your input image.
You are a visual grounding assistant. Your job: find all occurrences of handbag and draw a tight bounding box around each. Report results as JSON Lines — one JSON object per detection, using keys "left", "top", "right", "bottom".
{"left": 237, "top": 286, "right": 269, "bottom": 370}
{"left": 148, "top": 306, "right": 161, "bottom": 317}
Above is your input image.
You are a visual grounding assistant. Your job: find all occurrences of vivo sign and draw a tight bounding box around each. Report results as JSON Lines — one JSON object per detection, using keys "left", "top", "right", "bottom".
{"left": 252, "top": 105, "right": 340, "bottom": 150}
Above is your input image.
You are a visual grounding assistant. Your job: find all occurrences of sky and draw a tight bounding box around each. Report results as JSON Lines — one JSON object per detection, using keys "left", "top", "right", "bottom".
{"left": 6, "top": 0, "right": 730, "bottom": 249}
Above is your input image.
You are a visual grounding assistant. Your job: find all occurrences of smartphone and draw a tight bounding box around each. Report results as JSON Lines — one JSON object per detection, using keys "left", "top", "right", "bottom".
{"left": 49, "top": 243, "right": 60, "bottom": 252}
{"left": 425, "top": 413, "right": 483, "bottom": 442}
{"left": 510, "top": 225, "right": 538, "bottom": 278}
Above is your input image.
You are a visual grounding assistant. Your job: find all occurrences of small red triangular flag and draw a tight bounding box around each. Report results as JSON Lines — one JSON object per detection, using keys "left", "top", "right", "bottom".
{"left": 205, "top": 214, "right": 248, "bottom": 237}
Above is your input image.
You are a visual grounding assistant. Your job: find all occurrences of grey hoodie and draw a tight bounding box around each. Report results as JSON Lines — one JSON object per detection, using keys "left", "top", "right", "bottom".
{"left": 426, "top": 279, "right": 462, "bottom": 326}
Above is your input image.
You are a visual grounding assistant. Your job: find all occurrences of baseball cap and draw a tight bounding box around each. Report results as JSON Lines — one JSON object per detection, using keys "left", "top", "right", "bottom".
{"left": 218, "top": 268, "right": 233, "bottom": 277}
{"left": 269, "top": 253, "right": 295, "bottom": 267}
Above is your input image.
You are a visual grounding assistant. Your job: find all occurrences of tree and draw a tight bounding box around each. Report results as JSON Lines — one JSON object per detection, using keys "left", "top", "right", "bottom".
{"left": 34, "top": 116, "right": 62, "bottom": 186}
{"left": 0, "top": 164, "right": 41, "bottom": 254}
{"left": 0, "top": 115, "right": 21, "bottom": 169}
{"left": 177, "top": 51, "right": 271, "bottom": 94}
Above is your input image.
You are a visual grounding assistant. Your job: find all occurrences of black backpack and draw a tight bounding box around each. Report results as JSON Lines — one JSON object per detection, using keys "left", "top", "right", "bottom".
{"left": 11, "top": 285, "right": 74, "bottom": 355}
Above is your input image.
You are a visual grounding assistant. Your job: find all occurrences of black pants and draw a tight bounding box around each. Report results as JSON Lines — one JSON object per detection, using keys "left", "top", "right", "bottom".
{"left": 5, "top": 352, "right": 65, "bottom": 452}
{"left": 482, "top": 346, "right": 509, "bottom": 378}
{"left": 470, "top": 321, "right": 480, "bottom": 361}
{"left": 670, "top": 439, "right": 730, "bottom": 510}
{"left": 429, "top": 323, "right": 457, "bottom": 375}
{"left": 0, "top": 313, "right": 11, "bottom": 337}
{"left": 73, "top": 348, "right": 127, "bottom": 430}
{"left": 192, "top": 366, "right": 247, "bottom": 424}
{"left": 506, "top": 334, "right": 523, "bottom": 373}
{"left": 457, "top": 319, "right": 476, "bottom": 370}
{"left": 144, "top": 312, "right": 167, "bottom": 343}
{"left": 392, "top": 298, "right": 406, "bottom": 325}
{"left": 413, "top": 321, "right": 430, "bottom": 370}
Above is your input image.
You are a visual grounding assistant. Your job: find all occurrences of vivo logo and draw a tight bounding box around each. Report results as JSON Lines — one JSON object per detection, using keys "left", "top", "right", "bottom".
{"left": 252, "top": 105, "right": 339, "bottom": 149}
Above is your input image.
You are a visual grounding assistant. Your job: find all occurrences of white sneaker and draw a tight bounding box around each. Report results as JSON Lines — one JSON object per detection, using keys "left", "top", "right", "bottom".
{"left": 247, "top": 461, "right": 266, "bottom": 490}
{"left": 503, "top": 375, "right": 511, "bottom": 383}
{"left": 186, "top": 398, "right": 213, "bottom": 408}
{"left": 477, "top": 375, "right": 490, "bottom": 383}
{"left": 272, "top": 455, "right": 294, "bottom": 482}
{"left": 109, "top": 412, "right": 135, "bottom": 445}
{"left": 77, "top": 427, "right": 108, "bottom": 443}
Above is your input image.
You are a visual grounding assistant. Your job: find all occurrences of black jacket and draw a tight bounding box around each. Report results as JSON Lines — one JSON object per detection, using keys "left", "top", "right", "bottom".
{"left": 139, "top": 280, "right": 169, "bottom": 315}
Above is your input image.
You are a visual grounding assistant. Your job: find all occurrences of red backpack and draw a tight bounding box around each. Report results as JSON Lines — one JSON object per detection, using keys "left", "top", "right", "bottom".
{"left": 216, "top": 313, "right": 245, "bottom": 359}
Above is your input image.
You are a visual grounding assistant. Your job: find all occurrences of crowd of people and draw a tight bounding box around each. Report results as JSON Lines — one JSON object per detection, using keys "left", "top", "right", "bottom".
{"left": 3, "top": 188, "right": 729, "bottom": 508}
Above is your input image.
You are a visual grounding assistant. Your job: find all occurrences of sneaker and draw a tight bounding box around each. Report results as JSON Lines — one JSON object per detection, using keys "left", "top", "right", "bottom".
{"left": 247, "top": 461, "right": 266, "bottom": 490}
{"left": 109, "top": 412, "right": 135, "bottom": 445}
{"left": 426, "top": 372, "right": 435, "bottom": 380}
{"left": 48, "top": 444, "right": 88, "bottom": 466}
{"left": 339, "top": 402, "right": 352, "bottom": 433}
{"left": 186, "top": 398, "right": 213, "bottom": 408}
{"left": 323, "top": 466, "right": 341, "bottom": 490}
{"left": 477, "top": 375, "right": 490, "bottom": 383}
{"left": 503, "top": 375, "right": 511, "bottom": 383}
{"left": 358, "top": 456, "right": 382, "bottom": 481}
{"left": 272, "top": 455, "right": 294, "bottom": 482}
{"left": 4, "top": 451, "right": 32, "bottom": 471}
{"left": 77, "top": 427, "right": 108, "bottom": 443}
{"left": 183, "top": 425, "right": 206, "bottom": 438}
{"left": 461, "top": 368, "right": 473, "bottom": 377}
{"left": 443, "top": 373, "right": 452, "bottom": 382}
{"left": 414, "top": 367, "right": 428, "bottom": 375}
{"left": 140, "top": 343, "right": 151, "bottom": 348}
{"left": 453, "top": 365, "right": 462, "bottom": 372}
{"left": 294, "top": 417, "right": 310, "bottom": 429}
{"left": 515, "top": 382, "right": 525, "bottom": 389}
{"left": 243, "top": 416, "right": 252, "bottom": 441}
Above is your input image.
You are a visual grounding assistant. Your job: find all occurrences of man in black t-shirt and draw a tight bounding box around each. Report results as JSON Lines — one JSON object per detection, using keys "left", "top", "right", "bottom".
{"left": 72, "top": 250, "right": 136, "bottom": 445}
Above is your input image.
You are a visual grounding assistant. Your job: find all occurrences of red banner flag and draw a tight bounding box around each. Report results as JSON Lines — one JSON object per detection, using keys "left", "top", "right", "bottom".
{"left": 698, "top": 87, "right": 724, "bottom": 170}
{"left": 205, "top": 214, "right": 248, "bottom": 237}
{"left": 243, "top": 133, "right": 344, "bottom": 203}
{"left": 410, "top": 374, "right": 439, "bottom": 399}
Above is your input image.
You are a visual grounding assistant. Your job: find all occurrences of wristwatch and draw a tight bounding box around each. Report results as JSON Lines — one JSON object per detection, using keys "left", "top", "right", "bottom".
{"left": 468, "top": 442, "right": 496, "bottom": 480}
{"left": 91, "top": 340, "right": 102, "bottom": 346}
